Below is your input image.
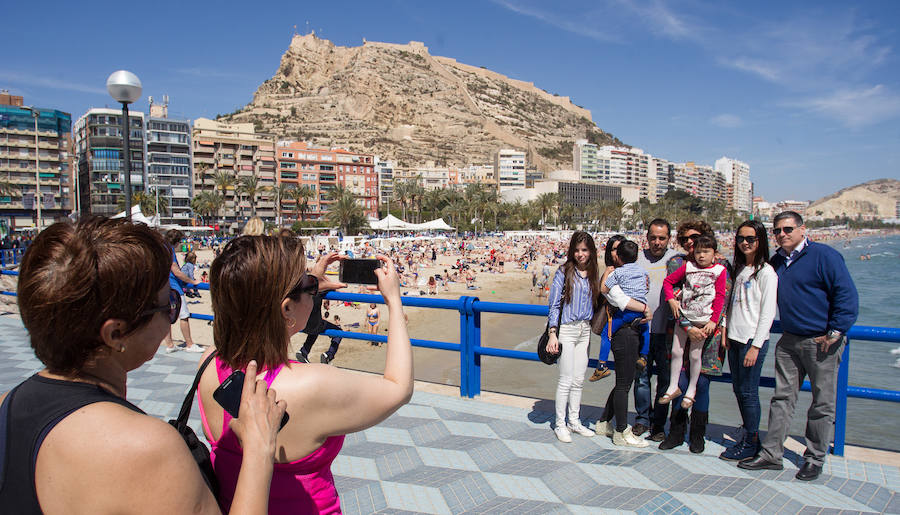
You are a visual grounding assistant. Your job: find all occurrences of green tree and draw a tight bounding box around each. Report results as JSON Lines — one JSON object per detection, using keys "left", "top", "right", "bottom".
{"left": 191, "top": 191, "right": 223, "bottom": 225}
{"left": 269, "top": 183, "right": 291, "bottom": 225}
{"left": 117, "top": 191, "right": 168, "bottom": 217}
{"left": 326, "top": 185, "right": 368, "bottom": 235}
{"left": 237, "top": 175, "right": 264, "bottom": 217}
{"left": 288, "top": 185, "right": 316, "bottom": 222}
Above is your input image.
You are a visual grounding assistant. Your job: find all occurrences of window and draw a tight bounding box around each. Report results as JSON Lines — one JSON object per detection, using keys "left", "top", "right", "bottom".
{"left": 282, "top": 152, "right": 294, "bottom": 158}
{"left": 319, "top": 165, "right": 334, "bottom": 171}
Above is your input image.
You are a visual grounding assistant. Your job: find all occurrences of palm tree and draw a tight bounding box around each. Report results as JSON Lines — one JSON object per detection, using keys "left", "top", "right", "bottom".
{"left": 195, "top": 164, "right": 212, "bottom": 192}
{"left": 117, "top": 192, "right": 168, "bottom": 217}
{"left": 326, "top": 185, "right": 368, "bottom": 235}
{"left": 213, "top": 170, "right": 235, "bottom": 223}
{"left": 408, "top": 179, "right": 425, "bottom": 223}
{"left": 422, "top": 188, "right": 445, "bottom": 220}
{"left": 269, "top": 183, "right": 290, "bottom": 225}
{"left": 237, "top": 175, "right": 263, "bottom": 217}
{"left": 391, "top": 180, "right": 410, "bottom": 222}
{"left": 287, "top": 185, "right": 316, "bottom": 222}
{"left": 191, "top": 191, "right": 222, "bottom": 225}
{"left": 535, "top": 192, "right": 557, "bottom": 228}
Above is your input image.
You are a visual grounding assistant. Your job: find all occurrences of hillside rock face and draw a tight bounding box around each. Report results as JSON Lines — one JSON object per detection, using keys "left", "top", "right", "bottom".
{"left": 807, "top": 179, "right": 900, "bottom": 219}
{"left": 221, "top": 34, "right": 623, "bottom": 169}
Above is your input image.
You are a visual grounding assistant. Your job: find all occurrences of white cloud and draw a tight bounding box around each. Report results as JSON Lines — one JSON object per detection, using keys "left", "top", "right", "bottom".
{"left": 0, "top": 70, "right": 106, "bottom": 95}
{"left": 709, "top": 113, "right": 743, "bottom": 128}
{"left": 789, "top": 85, "right": 900, "bottom": 129}
{"left": 489, "top": 0, "right": 621, "bottom": 42}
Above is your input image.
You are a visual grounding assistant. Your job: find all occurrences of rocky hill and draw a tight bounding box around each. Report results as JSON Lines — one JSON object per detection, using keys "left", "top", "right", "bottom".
{"left": 807, "top": 178, "right": 900, "bottom": 220}
{"left": 220, "top": 34, "right": 624, "bottom": 169}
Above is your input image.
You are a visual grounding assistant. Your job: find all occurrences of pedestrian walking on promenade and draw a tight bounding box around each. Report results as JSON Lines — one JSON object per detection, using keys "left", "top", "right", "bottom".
{"left": 740, "top": 211, "right": 858, "bottom": 481}
{"left": 546, "top": 231, "right": 600, "bottom": 443}
{"left": 720, "top": 220, "right": 777, "bottom": 461}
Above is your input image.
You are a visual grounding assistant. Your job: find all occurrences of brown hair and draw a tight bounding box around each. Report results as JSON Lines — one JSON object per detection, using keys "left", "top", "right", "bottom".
{"left": 561, "top": 231, "right": 599, "bottom": 310}
{"left": 676, "top": 220, "right": 713, "bottom": 239}
{"left": 18, "top": 217, "right": 171, "bottom": 374}
{"left": 210, "top": 235, "right": 307, "bottom": 370}
{"left": 184, "top": 251, "right": 197, "bottom": 264}
{"left": 164, "top": 229, "right": 185, "bottom": 246}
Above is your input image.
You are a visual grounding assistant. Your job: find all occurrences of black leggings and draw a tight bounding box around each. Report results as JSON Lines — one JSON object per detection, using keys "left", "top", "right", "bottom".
{"left": 602, "top": 326, "right": 640, "bottom": 432}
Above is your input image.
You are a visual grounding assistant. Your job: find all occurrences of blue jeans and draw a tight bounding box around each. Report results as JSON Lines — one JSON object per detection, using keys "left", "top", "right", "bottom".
{"left": 634, "top": 333, "right": 670, "bottom": 428}
{"left": 727, "top": 338, "right": 769, "bottom": 434}
{"left": 673, "top": 371, "right": 710, "bottom": 412}
{"left": 598, "top": 311, "right": 649, "bottom": 362}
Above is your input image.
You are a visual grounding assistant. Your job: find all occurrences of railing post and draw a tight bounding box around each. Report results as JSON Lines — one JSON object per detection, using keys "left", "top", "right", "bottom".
{"left": 833, "top": 337, "right": 850, "bottom": 457}
{"left": 466, "top": 297, "right": 481, "bottom": 398}
{"left": 1, "top": 250, "right": 5, "bottom": 268}
{"left": 457, "top": 296, "right": 471, "bottom": 398}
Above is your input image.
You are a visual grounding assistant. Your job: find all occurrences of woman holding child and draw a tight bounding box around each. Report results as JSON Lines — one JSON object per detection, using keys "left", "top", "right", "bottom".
{"left": 658, "top": 220, "right": 733, "bottom": 453}
{"left": 720, "top": 220, "right": 777, "bottom": 461}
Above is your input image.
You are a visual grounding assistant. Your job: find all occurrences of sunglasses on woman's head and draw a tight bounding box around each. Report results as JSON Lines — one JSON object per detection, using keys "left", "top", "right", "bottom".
{"left": 677, "top": 234, "right": 700, "bottom": 245}
{"left": 287, "top": 273, "right": 319, "bottom": 299}
{"left": 772, "top": 226, "right": 795, "bottom": 236}
{"left": 141, "top": 288, "right": 181, "bottom": 325}
{"left": 735, "top": 236, "right": 758, "bottom": 244}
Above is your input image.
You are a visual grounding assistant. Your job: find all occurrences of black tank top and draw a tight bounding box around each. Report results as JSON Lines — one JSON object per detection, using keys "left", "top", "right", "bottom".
{"left": 0, "top": 374, "right": 143, "bottom": 514}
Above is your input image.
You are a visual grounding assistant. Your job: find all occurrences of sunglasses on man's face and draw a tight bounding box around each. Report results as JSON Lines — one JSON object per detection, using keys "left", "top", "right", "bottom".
{"left": 287, "top": 273, "right": 319, "bottom": 300}
{"left": 735, "top": 236, "right": 758, "bottom": 245}
{"left": 141, "top": 288, "right": 181, "bottom": 325}
{"left": 677, "top": 234, "right": 700, "bottom": 245}
{"left": 772, "top": 226, "right": 796, "bottom": 236}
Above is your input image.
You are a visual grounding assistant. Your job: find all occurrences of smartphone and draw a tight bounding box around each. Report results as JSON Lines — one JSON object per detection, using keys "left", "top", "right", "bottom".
{"left": 339, "top": 258, "right": 381, "bottom": 285}
{"left": 213, "top": 370, "right": 290, "bottom": 429}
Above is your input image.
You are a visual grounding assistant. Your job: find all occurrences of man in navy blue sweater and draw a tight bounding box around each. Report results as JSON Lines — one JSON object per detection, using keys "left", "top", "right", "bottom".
{"left": 740, "top": 211, "right": 858, "bottom": 481}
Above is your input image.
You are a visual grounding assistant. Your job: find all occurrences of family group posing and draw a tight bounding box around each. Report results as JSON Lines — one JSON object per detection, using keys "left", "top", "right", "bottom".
{"left": 546, "top": 211, "right": 858, "bottom": 481}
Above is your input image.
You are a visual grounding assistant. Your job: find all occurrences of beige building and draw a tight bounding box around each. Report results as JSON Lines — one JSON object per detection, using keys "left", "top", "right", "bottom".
{"left": 192, "top": 118, "right": 276, "bottom": 227}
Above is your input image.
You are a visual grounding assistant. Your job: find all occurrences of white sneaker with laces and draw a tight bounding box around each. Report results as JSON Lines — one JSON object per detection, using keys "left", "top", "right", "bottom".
{"left": 567, "top": 422, "right": 595, "bottom": 437}
{"left": 595, "top": 420, "right": 614, "bottom": 437}
{"left": 184, "top": 345, "right": 205, "bottom": 353}
{"left": 554, "top": 426, "right": 572, "bottom": 443}
{"left": 613, "top": 426, "right": 650, "bottom": 448}
{"left": 164, "top": 346, "right": 180, "bottom": 354}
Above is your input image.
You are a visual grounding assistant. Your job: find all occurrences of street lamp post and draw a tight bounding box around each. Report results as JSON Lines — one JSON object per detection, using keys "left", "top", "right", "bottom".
{"left": 106, "top": 70, "right": 142, "bottom": 221}
{"left": 22, "top": 107, "right": 42, "bottom": 232}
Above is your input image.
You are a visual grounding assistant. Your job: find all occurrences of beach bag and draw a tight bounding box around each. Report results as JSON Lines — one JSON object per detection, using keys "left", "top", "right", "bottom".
{"left": 538, "top": 284, "right": 564, "bottom": 365}
{"left": 168, "top": 351, "right": 219, "bottom": 496}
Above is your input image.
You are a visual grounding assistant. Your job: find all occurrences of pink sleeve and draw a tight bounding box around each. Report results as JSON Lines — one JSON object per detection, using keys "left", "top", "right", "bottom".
{"left": 663, "top": 264, "right": 686, "bottom": 301}
{"left": 710, "top": 268, "right": 728, "bottom": 322}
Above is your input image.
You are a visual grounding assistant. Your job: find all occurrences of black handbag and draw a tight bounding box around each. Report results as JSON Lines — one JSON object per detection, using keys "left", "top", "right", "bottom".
{"left": 538, "top": 284, "right": 565, "bottom": 365}
{"left": 168, "top": 351, "right": 220, "bottom": 496}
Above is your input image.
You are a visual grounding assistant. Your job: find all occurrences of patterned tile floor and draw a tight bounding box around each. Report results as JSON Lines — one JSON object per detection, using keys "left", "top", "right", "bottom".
{"left": 1, "top": 315, "right": 897, "bottom": 514}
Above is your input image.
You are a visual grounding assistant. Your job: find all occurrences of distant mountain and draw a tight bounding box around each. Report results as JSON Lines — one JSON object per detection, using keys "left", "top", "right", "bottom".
{"left": 220, "top": 34, "right": 624, "bottom": 169}
{"left": 807, "top": 179, "right": 900, "bottom": 219}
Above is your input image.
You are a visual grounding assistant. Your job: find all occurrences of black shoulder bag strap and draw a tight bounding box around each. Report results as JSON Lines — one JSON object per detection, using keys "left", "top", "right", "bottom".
{"left": 168, "top": 350, "right": 219, "bottom": 496}
{"left": 0, "top": 385, "right": 21, "bottom": 490}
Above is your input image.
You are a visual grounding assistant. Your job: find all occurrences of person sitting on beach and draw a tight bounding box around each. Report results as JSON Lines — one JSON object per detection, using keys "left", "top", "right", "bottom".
{"left": 181, "top": 251, "right": 201, "bottom": 298}
{"left": 427, "top": 275, "right": 437, "bottom": 295}
{"left": 599, "top": 240, "right": 652, "bottom": 370}
{"left": 198, "top": 239, "right": 412, "bottom": 513}
{"left": 660, "top": 235, "right": 727, "bottom": 410}
{"left": 1, "top": 217, "right": 285, "bottom": 513}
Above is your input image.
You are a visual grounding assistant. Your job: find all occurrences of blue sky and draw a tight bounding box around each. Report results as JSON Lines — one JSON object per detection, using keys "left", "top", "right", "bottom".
{"left": 3, "top": 0, "right": 898, "bottom": 202}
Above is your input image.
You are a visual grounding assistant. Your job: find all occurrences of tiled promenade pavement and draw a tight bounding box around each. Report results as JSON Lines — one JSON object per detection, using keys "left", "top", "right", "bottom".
{"left": 2, "top": 315, "right": 898, "bottom": 514}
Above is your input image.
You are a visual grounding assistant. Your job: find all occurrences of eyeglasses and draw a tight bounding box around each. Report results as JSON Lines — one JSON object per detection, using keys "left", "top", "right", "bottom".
{"left": 772, "top": 226, "right": 796, "bottom": 236}
{"left": 141, "top": 288, "right": 181, "bottom": 325}
{"left": 735, "top": 236, "right": 758, "bottom": 244}
{"left": 287, "top": 273, "right": 319, "bottom": 300}
{"left": 677, "top": 234, "right": 700, "bottom": 246}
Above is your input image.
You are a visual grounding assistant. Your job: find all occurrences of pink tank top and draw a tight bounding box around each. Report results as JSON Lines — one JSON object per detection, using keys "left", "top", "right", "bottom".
{"left": 198, "top": 357, "right": 345, "bottom": 514}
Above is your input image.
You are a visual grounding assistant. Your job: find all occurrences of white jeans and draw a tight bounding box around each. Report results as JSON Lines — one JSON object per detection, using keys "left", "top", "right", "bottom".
{"left": 555, "top": 320, "right": 591, "bottom": 427}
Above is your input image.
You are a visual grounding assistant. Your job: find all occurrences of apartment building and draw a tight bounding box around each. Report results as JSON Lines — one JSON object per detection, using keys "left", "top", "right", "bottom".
{"left": 495, "top": 149, "right": 526, "bottom": 191}
{"left": 192, "top": 118, "right": 276, "bottom": 227}
{"left": 460, "top": 164, "right": 495, "bottom": 187}
{"left": 648, "top": 157, "right": 672, "bottom": 202}
{"left": 0, "top": 93, "right": 74, "bottom": 230}
{"left": 572, "top": 139, "right": 600, "bottom": 182}
{"left": 696, "top": 164, "right": 727, "bottom": 204}
{"left": 375, "top": 157, "right": 394, "bottom": 208}
{"left": 597, "top": 146, "right": 651, "bottom": 198}
{"left": 146, "top": 97, "right": 192, "bottom": 225}
{"left": 276, "top": 141, "right": 376, "bottom": 221}
{"left": 393, "top": 164, "right": 458, "bottom": 192}
{"left": 715, "top": 157, "right": 752, "bottom": 213}
{"left": 74, "top": 108, "right": 146, "bottom": 217}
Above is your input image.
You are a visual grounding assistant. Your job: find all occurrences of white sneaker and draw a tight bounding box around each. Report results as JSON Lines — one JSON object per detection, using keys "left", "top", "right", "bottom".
{"left": 554, "top": 426, "right": 572, "bottom": 443}
{"left": 184, "top": 345, "right": 205, "bottom": 353}
{"left": 613, "top": 426, "right": 650, "bottom": 448}
{"left": 595, "top": 420, "right": 614, "bottom": 437}
{"left": 164, "top": 346, "right": 180, "bottom": 354}
{"left": 567, "top": 422, "right": 595, "bottom": 437}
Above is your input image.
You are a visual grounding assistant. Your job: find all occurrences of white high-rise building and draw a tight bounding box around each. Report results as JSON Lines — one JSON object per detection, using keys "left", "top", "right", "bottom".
{"left": 573, "top": 139, "right": 599, "bottom": 182}
{"left": 495, "top": 149, "right": 526, "bottom": 191}
{"left": 597, "top": 146, "right": 650, "bottom": 198}
{"left": 715, "top": 157, "right": 752, "bottom": 213}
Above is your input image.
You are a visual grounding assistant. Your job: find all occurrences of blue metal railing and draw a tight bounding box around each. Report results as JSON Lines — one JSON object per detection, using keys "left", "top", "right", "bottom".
{"left": 1, "top": 272, "right": 898, "bottom": 456}
{"left": 0, "top": 248, "right": 26, "bottom": 268}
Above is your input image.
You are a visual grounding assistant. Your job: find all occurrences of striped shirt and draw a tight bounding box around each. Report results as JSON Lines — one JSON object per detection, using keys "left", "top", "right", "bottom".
{"left": 604, "top": 262, "right": 649, "bottom": 304}
{"left": 548, "top": 267, "right": 595, "bottom": 328}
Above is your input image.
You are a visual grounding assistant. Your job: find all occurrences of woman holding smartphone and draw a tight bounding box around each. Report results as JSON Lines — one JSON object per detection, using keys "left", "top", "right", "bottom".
{"left": 197, "top": 235, "right": 412, "bottom": 514}
{"left": 720, "top": 220, "right": 777, "bottom": 462}
{"left": 1, "top": 217, "right": 285, "bottom": 514}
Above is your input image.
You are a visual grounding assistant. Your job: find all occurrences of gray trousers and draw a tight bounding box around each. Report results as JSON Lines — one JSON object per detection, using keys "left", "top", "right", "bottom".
{"left": 760, "top": 333, "right": 844, "bottom": 466}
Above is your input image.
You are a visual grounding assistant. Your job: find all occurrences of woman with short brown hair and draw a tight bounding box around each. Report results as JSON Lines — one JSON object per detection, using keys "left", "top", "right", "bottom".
{"left": 1, "top": 217, "right": 285, "bottom": 513}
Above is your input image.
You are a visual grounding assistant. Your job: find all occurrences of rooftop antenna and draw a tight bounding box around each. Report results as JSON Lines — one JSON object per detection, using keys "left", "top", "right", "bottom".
{"left": 293, "top": 24, "right": 298, "bottom": 36}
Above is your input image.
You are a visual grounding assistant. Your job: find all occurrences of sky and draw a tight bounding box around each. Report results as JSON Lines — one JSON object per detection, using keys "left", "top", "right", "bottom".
{"left": 3, "top": 0, "right": 899, "bottom": 202}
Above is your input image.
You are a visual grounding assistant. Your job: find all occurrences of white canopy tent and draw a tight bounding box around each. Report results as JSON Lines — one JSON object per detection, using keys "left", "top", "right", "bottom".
{"left": 111, "top": 206, "right": 214, "bottom": 232}
{"left": 368, "top": 215, "right": 455, "bottom": 232}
